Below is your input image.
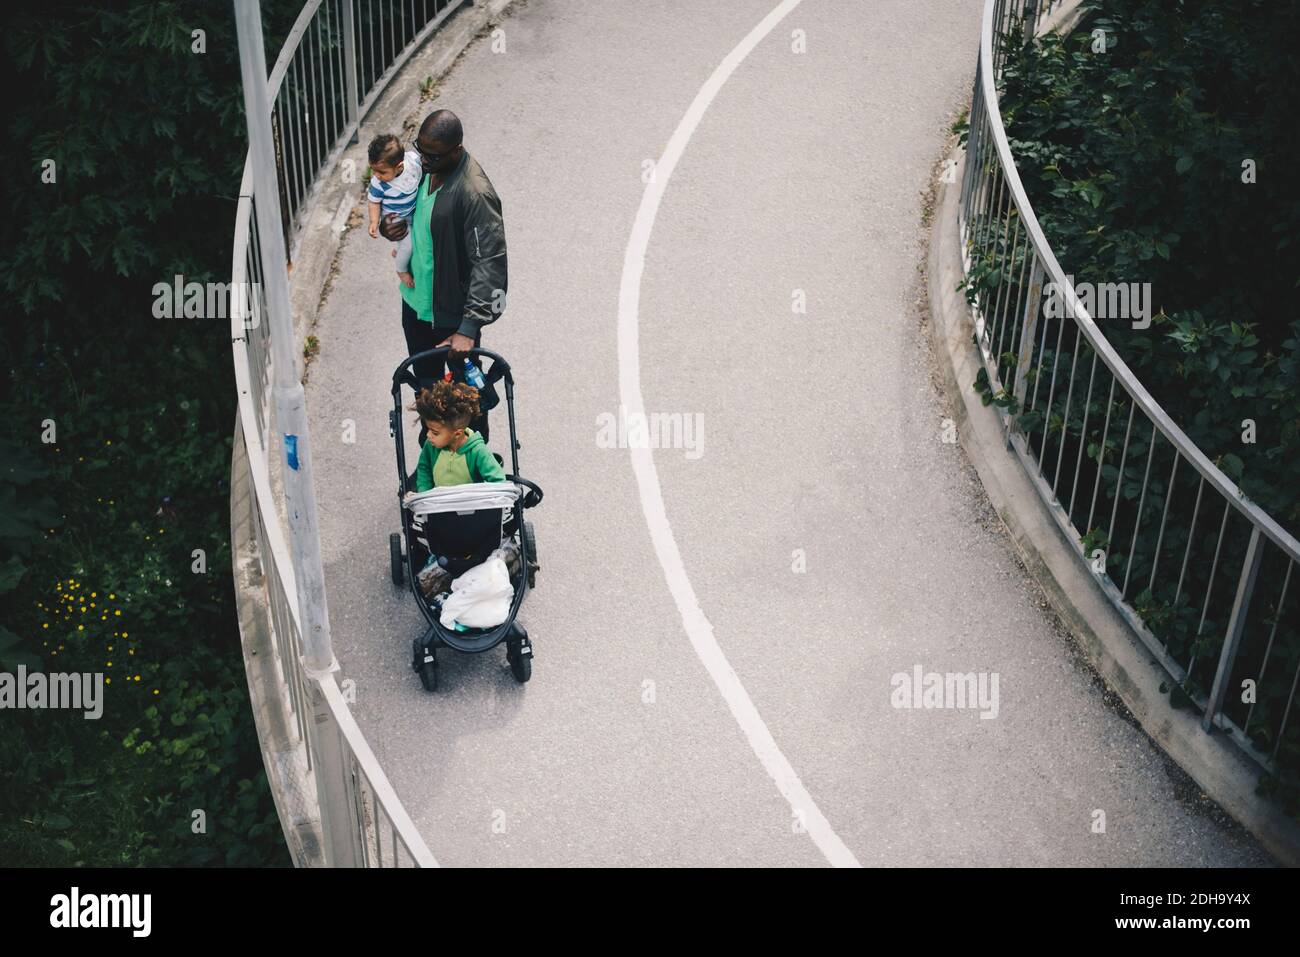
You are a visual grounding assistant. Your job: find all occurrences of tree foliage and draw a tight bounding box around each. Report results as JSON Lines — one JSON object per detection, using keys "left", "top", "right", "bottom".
{"left": 0, "top": 0, "right": 304, "bottom": 866}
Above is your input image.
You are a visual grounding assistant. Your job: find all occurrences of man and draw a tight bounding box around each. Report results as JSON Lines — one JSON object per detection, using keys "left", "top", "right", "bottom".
{"left": 381, "top": 109, "right": 507, "bottom": 443}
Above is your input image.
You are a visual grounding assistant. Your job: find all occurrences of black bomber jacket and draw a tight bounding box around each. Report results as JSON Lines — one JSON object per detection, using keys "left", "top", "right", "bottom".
{"left": 421, "top": 147, "right": 508, "bottom": 338}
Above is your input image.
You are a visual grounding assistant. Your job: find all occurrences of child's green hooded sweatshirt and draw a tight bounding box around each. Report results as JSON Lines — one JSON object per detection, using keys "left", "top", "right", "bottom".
{"left": 414, "top": 428, "right": 505, "bottom": 491}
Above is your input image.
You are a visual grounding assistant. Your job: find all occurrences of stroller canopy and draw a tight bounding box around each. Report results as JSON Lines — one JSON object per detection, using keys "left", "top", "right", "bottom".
{"left": 404, "top": 481, "right": 523, "bottom": 517}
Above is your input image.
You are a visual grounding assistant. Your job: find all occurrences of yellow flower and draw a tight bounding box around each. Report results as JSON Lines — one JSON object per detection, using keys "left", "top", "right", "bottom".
{"left": 105, "top": 677, "right": 111, "bottom": 684}
{"left": 106, "top": 662, "right": 112, "bottom": 667}
{"left": 114, "top": 610, "right": 121, "bottom": 617}
{"left": 77, "top": 625, "right": 84, "bottom": 631}
{"left": 91, "top": 592, "right": 97, "bottom": 598}
{"left": 105, "top": 440, "right": 112, "bottom": 446}
{"left": 109, "top": 593, "right": 116, "bottom": 599}
{"left": 42, "top": 623, "right": 48, "bottom": 629}
{"left": 152, "top": 689, "right": 159, "bottom": 695}
{"left": 134, "top": 675, "right": 140, "bottom": 681}
{"left": 122, "top": 632, "right": 129, "bottom": 638}
{"left": 79, "top": 606, "right": 86, "bottom": 612}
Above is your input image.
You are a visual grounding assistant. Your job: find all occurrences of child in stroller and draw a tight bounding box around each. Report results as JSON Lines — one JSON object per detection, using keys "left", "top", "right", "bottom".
{"left": 391, "top": 345, "right": 542, "bottom": 691}
{"left": 404, "top": 379, "right": 519, "bottom": 596}
{"left": 407, "top": 378, "right": 505, "bottom": 492}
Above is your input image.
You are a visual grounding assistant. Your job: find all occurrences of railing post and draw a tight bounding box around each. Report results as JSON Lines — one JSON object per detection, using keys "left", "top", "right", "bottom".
{"left": 234, "top": 0, "right": 359, "bottom": 868}
{"left": 1202, "top": 527, "right": 1264, "bottom": 733}
{"left": 308, "top": 709, "right": 367, "bottom": 866}
{"left": 1011, "top": 254, "right": 1044, "bottom": 420}
{"left": 342, "top": 0, "right": 360, "bottom": 144}
{"left": 1023, "top": 0, "right": 1040, "bottom": 37}
{"left": 958, "top": 71, "right": 983, "bottom": 237}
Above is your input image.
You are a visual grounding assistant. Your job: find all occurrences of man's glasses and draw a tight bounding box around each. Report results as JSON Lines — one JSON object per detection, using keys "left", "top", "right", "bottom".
{"left": 416, "top": 144, "right": 455, "bottom": 165}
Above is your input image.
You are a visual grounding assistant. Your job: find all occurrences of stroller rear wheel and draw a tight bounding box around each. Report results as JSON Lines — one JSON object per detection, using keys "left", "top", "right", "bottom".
{"left": 521, "top": 520, "right": 538, "bottom": 589}
{"left": 390, "top": 532, "right": 404, "bottom": 586}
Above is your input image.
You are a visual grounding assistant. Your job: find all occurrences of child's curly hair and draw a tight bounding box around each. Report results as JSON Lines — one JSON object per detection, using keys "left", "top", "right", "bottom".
{"left": 411, "top": 380, "right": 479, "bottom": 430}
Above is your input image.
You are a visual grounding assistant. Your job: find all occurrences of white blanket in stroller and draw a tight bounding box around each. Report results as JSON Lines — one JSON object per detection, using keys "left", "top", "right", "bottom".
{"left": 437, "top": 549, "right": 514, "bottom": 630}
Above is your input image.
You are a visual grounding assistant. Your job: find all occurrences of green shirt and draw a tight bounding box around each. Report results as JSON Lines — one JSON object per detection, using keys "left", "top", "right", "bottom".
{"left": 399, "top": 176, "right": 442, "bottom": 322}
{"left": 414, "top": 429, "right": 506, "bottom": 491}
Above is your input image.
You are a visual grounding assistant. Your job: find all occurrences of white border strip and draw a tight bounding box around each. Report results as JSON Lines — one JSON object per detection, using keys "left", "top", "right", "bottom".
{"left": 616, "top": 0, "right": 861, "bottom": 868}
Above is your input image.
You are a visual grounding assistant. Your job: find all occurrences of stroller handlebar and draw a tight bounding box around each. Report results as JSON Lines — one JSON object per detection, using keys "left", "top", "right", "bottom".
{"left": 392, "top": 346, "right": 512, "bottom": 387}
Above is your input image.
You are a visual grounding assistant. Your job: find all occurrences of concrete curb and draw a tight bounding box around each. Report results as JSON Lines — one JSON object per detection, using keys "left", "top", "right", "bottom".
{"left": 288, "top": 0, "right": 523, "bottom": 377}
{"left": 927, "top": 149, "right": 1300, "bottom": 866}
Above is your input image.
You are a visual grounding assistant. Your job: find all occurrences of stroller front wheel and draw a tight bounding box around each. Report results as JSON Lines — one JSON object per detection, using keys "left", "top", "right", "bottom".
{"left": 506, "top": 626, "right": 532, "bottom": 684}
{"left": 418, "top": 660, "right": 440, "bottom": 692}
{"left": 413, "top": 636, "right": 439, "bottom": 692}
{"left": 508, "top": 653, "right": 531, "bottom": 684}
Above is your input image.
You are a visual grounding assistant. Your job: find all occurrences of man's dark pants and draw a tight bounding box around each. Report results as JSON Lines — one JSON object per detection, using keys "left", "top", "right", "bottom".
{"left": 401, "top": 299, "right": 489, "bottom": 444}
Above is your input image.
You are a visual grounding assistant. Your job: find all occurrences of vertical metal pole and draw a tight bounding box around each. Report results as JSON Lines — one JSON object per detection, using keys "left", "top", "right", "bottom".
{"left": 234, "top": 0, "right": 359, "bottom": 868}
{"left": 342, "top": 0, "right": 361, "bottom": 144}
{"left": 1011, "top": 255, "right": 1043, "bottom": 435}
{"left": 958, "top": 83, "right": 981, "bottom": 230}
{"left": 1024, "top": 0, "right": 1039, "bottom": 34}
{"left": 996, "top": 215, "right": 1027, "bottom": 374}
{"left": 1067, "top": 351, "right": 1098, "bottom": 521}
{"left": 1202, "top": 527, "right": 1264, "bottom": 733}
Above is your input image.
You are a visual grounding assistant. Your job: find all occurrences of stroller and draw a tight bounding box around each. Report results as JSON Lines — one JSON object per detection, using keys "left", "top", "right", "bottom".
{"left": 388, "top": 346, "right": 543, "bottom": 692}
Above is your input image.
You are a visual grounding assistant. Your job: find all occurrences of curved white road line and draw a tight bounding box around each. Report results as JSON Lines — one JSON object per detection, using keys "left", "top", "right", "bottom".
{"left": 617, "top": 0, "right": 862, "bottom": 868}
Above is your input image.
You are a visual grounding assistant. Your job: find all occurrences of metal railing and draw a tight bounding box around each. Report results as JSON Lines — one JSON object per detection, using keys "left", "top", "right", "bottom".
{"left": 229, "top": 0, "right": 465, "bottom": 866}
{"left": 959, "top": 0, "right": 1300, "bottom": 773}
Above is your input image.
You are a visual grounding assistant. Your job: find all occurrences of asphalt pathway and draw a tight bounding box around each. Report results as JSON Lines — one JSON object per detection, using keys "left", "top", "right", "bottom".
{"left": 305, "top": 0, "right": 1272, "bottom": 866}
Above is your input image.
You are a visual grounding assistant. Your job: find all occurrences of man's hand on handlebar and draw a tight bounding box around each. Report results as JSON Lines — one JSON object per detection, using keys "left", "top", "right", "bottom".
{"left": 437, "top": 332, "right": 476, "bottom": 362}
